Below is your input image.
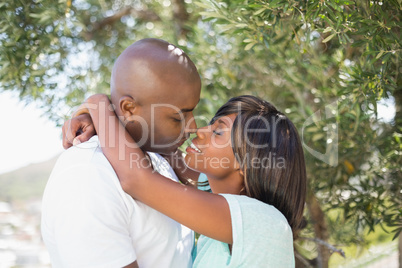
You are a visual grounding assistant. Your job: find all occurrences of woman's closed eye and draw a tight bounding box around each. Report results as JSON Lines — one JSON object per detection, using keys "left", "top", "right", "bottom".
{"left": 213, "top": 129, "right": 223, "bottom": 136}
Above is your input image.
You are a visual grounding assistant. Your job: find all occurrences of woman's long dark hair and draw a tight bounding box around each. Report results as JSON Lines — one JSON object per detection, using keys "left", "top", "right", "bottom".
{"left": 211, "top": 95, "right": 307, "bottom": 235}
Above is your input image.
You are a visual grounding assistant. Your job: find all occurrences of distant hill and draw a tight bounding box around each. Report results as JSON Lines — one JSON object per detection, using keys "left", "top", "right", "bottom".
{"left": 0, "top": 156, "right": 59, "bottom": 202}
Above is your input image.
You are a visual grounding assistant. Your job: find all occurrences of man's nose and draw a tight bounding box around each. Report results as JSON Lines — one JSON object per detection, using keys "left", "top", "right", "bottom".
{"left": 184, "top": 113, "right": 198, "bottom": 134}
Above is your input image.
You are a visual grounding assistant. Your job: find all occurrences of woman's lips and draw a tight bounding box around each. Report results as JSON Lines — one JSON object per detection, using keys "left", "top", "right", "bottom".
{"left": 186, "top": 141, "right": 202, "bottom": 154}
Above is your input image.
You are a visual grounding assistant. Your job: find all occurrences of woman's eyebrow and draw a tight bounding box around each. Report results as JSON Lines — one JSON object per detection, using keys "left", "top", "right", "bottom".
{"left": 217, "top": 119, "right": 229, "bottom": 127}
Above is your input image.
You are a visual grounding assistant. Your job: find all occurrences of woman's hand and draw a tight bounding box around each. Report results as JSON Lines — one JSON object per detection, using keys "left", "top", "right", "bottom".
{"left": 61, "top": 94, "right": 109, "bottom": 149}
{"left": 62, "top": 114, "right": 96, "bottom": 149}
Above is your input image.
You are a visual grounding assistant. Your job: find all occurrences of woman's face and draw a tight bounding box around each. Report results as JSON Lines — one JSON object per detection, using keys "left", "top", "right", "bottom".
{"left": 184, "top": 113, "right": 243, "bottom": 194}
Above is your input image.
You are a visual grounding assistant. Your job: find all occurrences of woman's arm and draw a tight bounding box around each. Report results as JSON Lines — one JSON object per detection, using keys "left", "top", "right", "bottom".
{"left": 85, "top": 94, "right": 233, "bottom": 244}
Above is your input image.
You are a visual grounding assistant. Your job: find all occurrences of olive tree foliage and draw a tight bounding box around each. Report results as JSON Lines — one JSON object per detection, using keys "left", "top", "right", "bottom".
{"left": 196, "top": 0, "right": 401, "bottom": 265}
{"left": 0, "top": 0, "right": 252, "bottom": 122}
{"left": 1, "top": 0, "right": 401, "bottom": 266}
{"left": 0, "top": 0, "right": 189, "bottom": 121}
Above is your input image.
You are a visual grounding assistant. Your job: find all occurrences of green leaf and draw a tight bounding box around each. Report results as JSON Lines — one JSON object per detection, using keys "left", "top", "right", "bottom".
{"left": 253, "top": 8, "right": 266, "bottom": 16}
{"left": 381, "top": 52, "right": 392, "bottom": 63}
{"left": 235, "top": 23, "right": 248, "bottom": 28}
{"left": 29, "top": 13, "right": 43, "bottom": 19}
{"left": 198, "top": 12, "right": 227, "bottom": 20}
{"left": 322, "top": 33, "right": 336, "bottom": 43}
{"left": 217, "top": 24, "right": 235, "bottom": 33}
{"left": 376, "top": 50, "right": 384, "bottom": 59}
{"left": 194, "top": 1, "right": 212, "bottom": 9}
{"left": 244, "top": 42, "right": 256, "bottom": 51}
{"left": 392, "top": 228, "right": 402, "bottom": 241}
{"left": 0, "top": 24, "right": 10, "bottom": 32}
{"left": 312, "top": 133, "right": 325, "bottom": 142}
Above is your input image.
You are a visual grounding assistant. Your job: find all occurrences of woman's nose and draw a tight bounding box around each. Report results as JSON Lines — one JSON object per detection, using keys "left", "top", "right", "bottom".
{"left": 196, "top": 125, "right": 209, "bottom": 139}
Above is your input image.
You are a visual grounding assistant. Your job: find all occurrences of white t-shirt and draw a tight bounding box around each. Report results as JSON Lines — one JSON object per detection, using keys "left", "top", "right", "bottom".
{"left": 41, "top": 136, "right": 193, "bottom": 268}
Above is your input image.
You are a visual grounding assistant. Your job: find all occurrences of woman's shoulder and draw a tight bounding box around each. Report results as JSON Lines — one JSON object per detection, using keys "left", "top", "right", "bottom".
{"left": 221, "top": 194, "right": 283, "bottom": 214}
{"left": 221, "top": 194, "right": 291, "bottom": 231}
{"left": 219, "top": 194, "right": 294, "bottom": 267}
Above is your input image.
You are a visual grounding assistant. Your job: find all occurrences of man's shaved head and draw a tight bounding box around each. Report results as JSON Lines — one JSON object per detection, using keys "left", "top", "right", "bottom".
{"left": 109, "top": 38, "right": 201, "bottom": 154}
{"left": 111, "top": 38, "right": 200, "bottom": 108}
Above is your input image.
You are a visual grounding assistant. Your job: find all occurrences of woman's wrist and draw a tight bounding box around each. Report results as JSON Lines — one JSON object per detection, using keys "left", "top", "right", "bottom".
{"left": 72, "top": 94, "right": 110, "bottom": 118}
{"left": 84, "top": 94, "right": 110, "bottom": 109}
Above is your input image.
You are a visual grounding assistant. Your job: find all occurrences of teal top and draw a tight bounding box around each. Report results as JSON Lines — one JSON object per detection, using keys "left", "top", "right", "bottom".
{"left": 193, "top": 194, "right": 295, "bottom": 268}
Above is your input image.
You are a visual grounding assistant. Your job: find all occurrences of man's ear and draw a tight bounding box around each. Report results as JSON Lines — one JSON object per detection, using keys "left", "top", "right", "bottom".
{"left": 119, "top": 96, "right": 139, "bottom": 121}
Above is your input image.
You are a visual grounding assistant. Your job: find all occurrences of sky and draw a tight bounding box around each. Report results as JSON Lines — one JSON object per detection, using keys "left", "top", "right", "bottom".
{"left": 0, "top": 91, "right": 396, "bottom": 175}
{"left": 0, "top": 91, "right": 63, "bottom": 174}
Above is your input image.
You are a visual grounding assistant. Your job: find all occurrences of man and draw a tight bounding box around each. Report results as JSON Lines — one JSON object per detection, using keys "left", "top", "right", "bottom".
{"left": 41, "top": 38, "right": 201, "bottom": 267}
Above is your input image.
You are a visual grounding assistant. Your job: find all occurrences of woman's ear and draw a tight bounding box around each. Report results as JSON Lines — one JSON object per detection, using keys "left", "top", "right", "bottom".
{"left": 119, "top": 96, "right": 138, "bottom": 122}
{"left": 238, "top": 170, "right": 246, "bottom": 195}
{"left": 234, "top": 159, "right": 244, "bottom": 176}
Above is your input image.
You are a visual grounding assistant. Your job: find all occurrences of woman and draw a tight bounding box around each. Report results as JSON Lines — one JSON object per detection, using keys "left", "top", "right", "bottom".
{"left": 67, "top": 94, "right": 306, "bottom": 267}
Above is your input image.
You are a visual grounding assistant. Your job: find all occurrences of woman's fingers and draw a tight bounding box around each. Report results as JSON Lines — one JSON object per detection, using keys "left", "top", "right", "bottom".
{"left": 62, "top": 114, "right": 95, "bottom": 149}
{"left": 73, "top": 124, "right": 96, "bottom": 145}
{"left": 62, "top": 118, "right": 78, "bottom": 149}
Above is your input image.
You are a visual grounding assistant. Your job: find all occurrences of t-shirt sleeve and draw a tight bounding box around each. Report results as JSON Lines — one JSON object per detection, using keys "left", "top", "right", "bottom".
{"left": 220, "top": 194, "right": 295, "bottom": 267}
{"left": 219, "top": 194, "right": 243, "bottom": 266}
{"left": 44, "top": 164, "right": 136, "bottom": 268}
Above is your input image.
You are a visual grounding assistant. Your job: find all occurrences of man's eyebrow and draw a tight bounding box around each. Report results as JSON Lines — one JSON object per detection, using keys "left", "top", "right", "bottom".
{"left": 174, "top": 99, "right": 200, "bottom": 114}
{"left": 175, "top": 107, "right": 194, "bottom": 113}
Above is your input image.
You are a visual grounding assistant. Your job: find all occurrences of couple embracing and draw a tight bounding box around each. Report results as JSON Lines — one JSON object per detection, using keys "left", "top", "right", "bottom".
{"left": 41, "top": 38, "right": 307, "bottom": 268}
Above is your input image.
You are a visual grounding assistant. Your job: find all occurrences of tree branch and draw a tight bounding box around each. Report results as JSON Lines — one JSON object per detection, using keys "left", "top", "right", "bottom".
{"left": 172, "top": 0, "right": 190, "bottom": 38}
{"left": 83, "top": 6, "right": 161, "bottom": 40}
{"left": 300, "top": 237, "right": 346, "bottom": 258}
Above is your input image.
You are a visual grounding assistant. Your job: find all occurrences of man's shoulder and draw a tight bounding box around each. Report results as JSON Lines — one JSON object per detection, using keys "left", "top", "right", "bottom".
{"left": 50, "top": 136, "right": 114, "bottom": 180}
{"left": 60, "top": 135, "right": 100, "bottom": 158}
{"left": 44, "top": 138, "right": 123, "bottom": 205}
